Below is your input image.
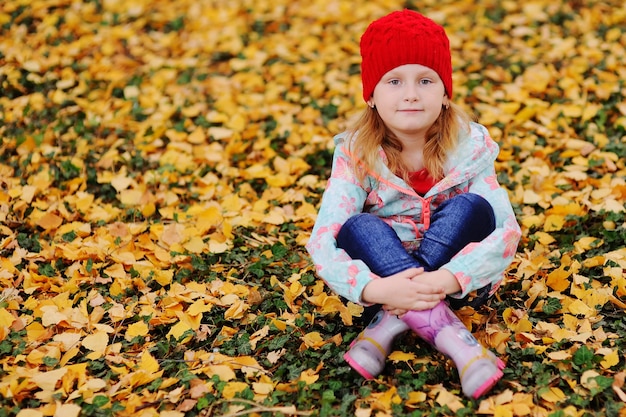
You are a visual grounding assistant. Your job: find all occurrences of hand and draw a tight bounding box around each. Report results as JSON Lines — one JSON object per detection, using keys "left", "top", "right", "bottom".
{"left": 412, "top": 269, "right": 461, "bottom": 294}
{"left": 361, "top": 268, "right": 445, "bottom": 312}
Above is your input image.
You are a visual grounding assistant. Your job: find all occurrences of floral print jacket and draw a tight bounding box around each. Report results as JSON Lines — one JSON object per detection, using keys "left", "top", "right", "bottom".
{"left": 306, "top": 122, "right": 522, "bottom": 304}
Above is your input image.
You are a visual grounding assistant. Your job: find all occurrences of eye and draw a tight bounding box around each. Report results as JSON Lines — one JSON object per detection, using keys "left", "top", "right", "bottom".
{"left": 419, "top": 78, "right": 433, "bottom": 85}
{"left": 388, "top": 79, "right": 401, "bottom": 85}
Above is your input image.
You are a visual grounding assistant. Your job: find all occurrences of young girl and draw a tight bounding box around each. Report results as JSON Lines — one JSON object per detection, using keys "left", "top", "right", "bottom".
{"left": 306, "top": 10, "right": 521, "bottom": 399}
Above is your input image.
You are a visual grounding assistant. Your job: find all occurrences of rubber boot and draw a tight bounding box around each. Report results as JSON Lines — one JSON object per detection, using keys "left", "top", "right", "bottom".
{"left": 344, "top": 309, "right": 409, "bottom": 379}
{"left": 402, "top": 301, "right": 505, "bottom": 398}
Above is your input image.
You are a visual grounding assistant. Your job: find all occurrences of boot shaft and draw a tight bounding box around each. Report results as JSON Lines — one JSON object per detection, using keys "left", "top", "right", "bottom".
{"left": 361, "top": 309, "right": 410, "bottom": 352}
{"left": 401, "top": 301, "right": 465, "bottom": 346}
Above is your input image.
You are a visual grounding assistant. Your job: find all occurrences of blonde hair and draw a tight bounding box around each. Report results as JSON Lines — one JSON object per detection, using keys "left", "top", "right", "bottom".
{"left": 347, "top": 102, "right": 471, "bottom": 184}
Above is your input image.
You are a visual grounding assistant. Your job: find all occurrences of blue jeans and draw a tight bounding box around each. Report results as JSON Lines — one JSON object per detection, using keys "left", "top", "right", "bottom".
{"left": 337, "top": 193, "right": 496, "bottom": 321}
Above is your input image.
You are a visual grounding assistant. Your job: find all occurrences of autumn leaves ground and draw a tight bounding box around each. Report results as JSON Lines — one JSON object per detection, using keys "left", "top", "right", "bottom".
{"left": 0, "top": 0, "right": 625, "bottom": 416}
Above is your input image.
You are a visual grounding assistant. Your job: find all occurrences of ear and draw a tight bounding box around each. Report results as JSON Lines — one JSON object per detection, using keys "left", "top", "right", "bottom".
{"left": 367, "top": 100, "right": 375, "bottom": 109}
{"left": 442, "top": 96, "right": 450, "bottom": 110}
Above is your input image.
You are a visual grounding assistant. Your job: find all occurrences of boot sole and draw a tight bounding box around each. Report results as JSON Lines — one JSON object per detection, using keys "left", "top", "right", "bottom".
{"left": 343, "top": 351, "right": 376, "bottom": 380}
{"left": 471, "top": 367, "right": 504, "bottom": 398}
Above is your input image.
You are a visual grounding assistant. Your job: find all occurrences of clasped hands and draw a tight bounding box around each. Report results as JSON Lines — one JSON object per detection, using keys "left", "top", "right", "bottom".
{"left": 361, "top": 267, "right": 460, "bottom": 317}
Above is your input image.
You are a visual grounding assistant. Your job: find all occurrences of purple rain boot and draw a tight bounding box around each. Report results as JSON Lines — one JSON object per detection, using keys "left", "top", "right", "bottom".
{"left": 402, "top": 301, "right": 505, "bottom": 398}
{"left": 344, "top": 309, "right": 410, "bottom": 379}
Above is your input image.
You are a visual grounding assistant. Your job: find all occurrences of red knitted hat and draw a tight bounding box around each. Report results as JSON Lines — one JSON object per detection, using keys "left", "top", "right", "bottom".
{"left": 360, "top": 9, "right": 453, "bottom": 102}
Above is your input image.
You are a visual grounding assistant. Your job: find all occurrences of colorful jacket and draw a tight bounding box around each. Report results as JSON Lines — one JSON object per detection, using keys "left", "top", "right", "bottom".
{"left": 306, "top": 122, "right": 522, "bottom": 304}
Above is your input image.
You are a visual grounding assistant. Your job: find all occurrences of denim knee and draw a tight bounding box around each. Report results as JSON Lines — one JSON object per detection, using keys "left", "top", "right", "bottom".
{"left": 435, "top": 193, "right": 495, "bottom": 233}
{"left": 337, "top": 213, "right": 380, "bottom": 248}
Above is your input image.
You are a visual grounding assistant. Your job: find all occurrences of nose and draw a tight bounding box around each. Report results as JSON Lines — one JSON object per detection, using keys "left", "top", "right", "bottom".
{"left": 404, "top": 84, "right": 419, "bottom": 102}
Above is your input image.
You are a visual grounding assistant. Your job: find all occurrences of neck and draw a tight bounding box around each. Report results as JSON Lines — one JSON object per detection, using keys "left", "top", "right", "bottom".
{"left": 399, "top": 135, "right": 426, "bottom": 172}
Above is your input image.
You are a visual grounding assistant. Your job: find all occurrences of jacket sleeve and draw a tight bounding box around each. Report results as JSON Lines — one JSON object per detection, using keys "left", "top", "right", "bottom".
{"left": 305, "top": 141, "right": 378, "bottom": 304}
{"left": 442, "top": 153, "right": 522, "bottom": 298}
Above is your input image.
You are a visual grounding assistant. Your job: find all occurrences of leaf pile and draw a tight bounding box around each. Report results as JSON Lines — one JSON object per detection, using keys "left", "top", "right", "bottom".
{"left": 0, "top": 0, "right": 625, "bottom": 416}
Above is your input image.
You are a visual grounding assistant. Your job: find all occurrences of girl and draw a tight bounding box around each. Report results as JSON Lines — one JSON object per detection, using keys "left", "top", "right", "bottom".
{"left": 306, "top": 10, "right": 521, "bottom": 399}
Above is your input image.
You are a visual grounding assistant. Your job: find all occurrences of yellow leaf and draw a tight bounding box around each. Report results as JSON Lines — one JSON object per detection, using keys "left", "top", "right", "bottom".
{"left": 301, "top": 331, "right": 326, "bottom": 349}
{"left": 581, "top": 370, "right": 601, "bottom": 390}
{"left": 110, "top": 174, "right": 133, "bottom": 192}
{"left": 299, "top": 368, "right": 319, "bottom": 384}
{"left": 118, "top": 189, "right": 143, "bottom": 205}
{"left": 123, "top": 85, "right": 139, "bottom": 99}
{"left": 187, "top": 127, "right": 206, "bottom": 144}
{"left": 104, "top": 264, "right": 127, "bottom": 279}
{"left": 142, "top": 201, "right": 156, "bottom": 217}
{"left": 263, "top": 209, "right": 286, "bottom": 225}
{"left": 547, "top": 351, "right": 571, "bottom": 361}
{"left": 600, "top": 349, "right": 619, "bottom": 369}
{"left": 405, "top": 391, "right": 427, "bottom": 407}
{"left": 167, "top": 320, "right": 193, "bottom": 343}
{"left": 26, "top": 321, "right": 47, "bottom": 342}
{"left": 522, "top": 189, "right": 542, "bottom": 205}
{"left": 222, "top": 381, "right": 249, "bottom": 399}
{"left": 187, "top": 300, "right": 212, "bottom": 316}
{"left": 60, "top": 347, "right": 80, "bottom": 367}
{"left": 549, "top": 202, "right": 586, "bottom": 216}
{"left": 53, "top": 403, "right": 81, "bottom": 417}
{"left": 546, "top": 267, "right": 571, "bottom": 292}
{"left": 567, "top": 299, "right": 595, "bottom": 317}
{"left": 494, "top": 405, "right": 514, "bottom": 417}
{"left": 23, "top": 60, "right": 42, "bottom": 73}
{"left": 563, "top": 314, "right": 580, "bottom": 330}
{"left": 521, "top": 214, "right": 543, "bottom": 229}
{"left": 208, "top": 240, "right": 230, "bottom": 253}
{"left": 208, "top": 126, "right": 233, "bottom": 140}
{"left": 272, "top": 319, "right": 287, "bottom": 331}
{"left": 224, "top": 299, "right": 248, "bottom": 320}
{"left": 41, "top": 305, "right": 68, "bottom": 327}
{"left": 560, "top": 104, "right": 582, "bottom": 118}
{"left": 521, "top": 63, "right": 553, "bottom": 93}
{"left": 52, "top": 332, "right": 82, "bottom": 351}
{"left": 109, "top": 280, "right": 124, "bottom": 297}
{"left": 543, "top": 214, "right": 565, "bottom": 232}
{"left": 154, "top": 270, "right": 173, "bottom": 286}
{"left": 140, "top": 350, "right": 160, "bottom": 374}
{"left": 82, "top": 331, "right": 109, "bottom": 353}
{"left": 534, "top": 231, "right": 555, "bottom": 245}
{"left": 252, "top": 382, "right": 274, "bottom": 396}
{"left": 388, "top": 351, "right": 417, "bottom": 363}
{"left": 582, "top": 103, "right": 602, "bottom": 122}
{"left": 206, "top": 364, "right": 236, "bottom": 381}
{"left": 161, "top": 223, "right": 185, "bottom": 247}
{"left": 183, "top": 236, "right": 206, "bottom": 254}
{"left": 125, "top": 321, "right": 149, "bottom": 341}
{"left": 540, "top": 387, "right": 566, "bottom": 403}
{"left": 16, "top": 410, "right": 43, "bottom": 417}
{"left": 32, "top": 367, "right": 68, "bottom": 392}
{"left": 574, "top": 236, "right": 603, "bottom": 253}
{"left": 36, "top": 212, "right": 64, "bottom": 231}
{"left": 435, "top": 388, "right": 464, "bottom": 412}
{"left": 196, "top": 207, "right": 223, "bottom": 233}
{"left": 0, "top": 308, "right": 15, "bottom": 328}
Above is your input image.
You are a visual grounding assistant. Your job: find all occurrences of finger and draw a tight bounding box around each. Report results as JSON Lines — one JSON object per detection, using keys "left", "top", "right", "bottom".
{"left": 397, "top": 267, "right": 424, "bottom": 279}
{"left": 386, "top": 308, "right": 407, "bottom": 317}
{"left": 411, "top": 299, "right": 442, "bottom": 311}
{"left": 404, "top": 268, "right": 425, "bottom": 280}
{"left": 410, "top": 282, "right": 445, "bottom": 295}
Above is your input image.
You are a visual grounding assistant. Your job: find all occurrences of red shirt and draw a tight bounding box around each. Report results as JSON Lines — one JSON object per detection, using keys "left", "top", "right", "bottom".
{"left": 408, "top": 169, "right": 438, "bottom": 196}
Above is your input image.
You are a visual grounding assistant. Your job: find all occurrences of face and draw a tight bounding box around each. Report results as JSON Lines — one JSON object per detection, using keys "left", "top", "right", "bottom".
{"left": 369, "top": 64, "right": 448, "bottom": 141}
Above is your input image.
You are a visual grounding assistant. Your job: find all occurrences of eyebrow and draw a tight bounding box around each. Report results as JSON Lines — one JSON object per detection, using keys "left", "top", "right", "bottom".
{"left": 384, "top": 68, "right": 438, "bottom": 78}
